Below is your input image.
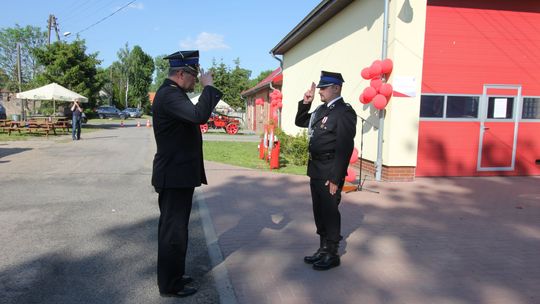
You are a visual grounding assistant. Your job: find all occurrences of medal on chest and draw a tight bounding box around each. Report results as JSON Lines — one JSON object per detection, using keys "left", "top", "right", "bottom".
{"left": 320, "top": 116, "right": 328, "bottom": 129}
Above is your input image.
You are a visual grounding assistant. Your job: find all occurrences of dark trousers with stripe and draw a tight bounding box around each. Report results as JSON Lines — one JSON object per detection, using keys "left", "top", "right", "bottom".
{"left": 309, "top": 179, "right": 343, "bottom": 243}
{"left": 157, "top": 187, "right": 194, "bottom": 293}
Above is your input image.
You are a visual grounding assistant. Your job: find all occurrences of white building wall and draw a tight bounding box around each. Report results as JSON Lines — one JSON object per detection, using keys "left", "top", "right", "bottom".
{"left": 279, "top": 0, "right": 427, "bottom": 167}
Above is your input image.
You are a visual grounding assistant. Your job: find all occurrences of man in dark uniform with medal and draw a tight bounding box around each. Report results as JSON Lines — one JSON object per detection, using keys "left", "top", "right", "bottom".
{"left": 295, "top": 71, "right": 357, "bottom": 270}
{"left": 152, "top": 50, "right": 222, "bottom": 297}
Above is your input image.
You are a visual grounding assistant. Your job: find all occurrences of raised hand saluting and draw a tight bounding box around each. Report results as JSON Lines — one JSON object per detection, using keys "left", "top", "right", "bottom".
{"left": 303, "top": 82, "right": 316, "bottom": 104}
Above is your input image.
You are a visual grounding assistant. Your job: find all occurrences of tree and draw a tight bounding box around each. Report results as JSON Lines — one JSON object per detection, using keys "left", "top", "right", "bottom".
{"left": 109, "top": 44, "right": 154, "bottom": 110}
{"left": 0, "top": 25, "right": 47, "bottom": 91}
{"left": 32, "top": 39, "right": 104, "bottom": 107}
{"left": 151, "top": 55, "right": 168, "bottom": 92}
{"left": 249, "top": 69, "right": 274, "bottom": 88}
{"left": 127, "top": 46, "right": 154, "bottom": 109}
{"left": 209, "top": 58, "right": 251, "bottom": 111}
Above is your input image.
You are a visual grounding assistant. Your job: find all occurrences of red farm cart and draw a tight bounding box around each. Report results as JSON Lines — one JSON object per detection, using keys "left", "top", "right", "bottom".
{"left": 200, "top": 112, "right": 242, "bottom": 135}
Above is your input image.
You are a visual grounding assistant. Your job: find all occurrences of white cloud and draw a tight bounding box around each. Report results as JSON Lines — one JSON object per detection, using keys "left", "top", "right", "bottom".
{"left": 179, "top": 32, "right": 230, "bottom": 51}
{"left": 128, "top": 2, "right": 144, "bottom": 10}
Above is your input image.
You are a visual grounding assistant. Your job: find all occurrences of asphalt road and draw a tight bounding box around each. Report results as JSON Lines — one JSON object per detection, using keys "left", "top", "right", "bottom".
{"left": 0, "top": 126, "right": 220, "bottom": 304}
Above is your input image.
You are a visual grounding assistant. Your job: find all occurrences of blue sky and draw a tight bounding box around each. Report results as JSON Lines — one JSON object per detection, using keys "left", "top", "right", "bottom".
{"left": 1, "top": 0, "right": 321, "bottom": 78}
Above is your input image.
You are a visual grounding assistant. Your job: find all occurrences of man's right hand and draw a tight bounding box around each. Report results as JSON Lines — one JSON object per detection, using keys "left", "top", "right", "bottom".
{"left": 199, "top": 68, "right": 213, "bottom": 87}
{"left": 303, "top": 82, "right": 316, "bottom": 104}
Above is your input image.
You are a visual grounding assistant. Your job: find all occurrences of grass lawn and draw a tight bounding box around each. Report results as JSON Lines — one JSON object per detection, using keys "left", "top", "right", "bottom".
{"left": 203, "top": 141, "right": 307, "bottom": 175}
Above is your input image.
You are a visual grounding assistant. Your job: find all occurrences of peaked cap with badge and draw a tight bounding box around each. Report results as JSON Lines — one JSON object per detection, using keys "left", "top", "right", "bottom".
{"left": 316, "top": 71, "right": 345, "bottom": 88}
{"left": 164, "top": 50, "right": 200, "bottom": 74}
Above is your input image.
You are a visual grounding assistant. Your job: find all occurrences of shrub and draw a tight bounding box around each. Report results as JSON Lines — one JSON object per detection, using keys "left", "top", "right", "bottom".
{"left": 274, "top": 127, "right": 309, "bottom": 166}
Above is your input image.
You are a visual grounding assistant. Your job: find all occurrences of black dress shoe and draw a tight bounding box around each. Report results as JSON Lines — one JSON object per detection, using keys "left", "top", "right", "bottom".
{"left": 313, "top": 254, "right": 340, "bottom": 270}
{"left": 160, "top": 286, "right": 197, "bottom": 298}
{"left": 182, "top": 275, "right": 193, "bottom": 285}
{"left": 304, "top": 250, "right": 326, "bottom": 264}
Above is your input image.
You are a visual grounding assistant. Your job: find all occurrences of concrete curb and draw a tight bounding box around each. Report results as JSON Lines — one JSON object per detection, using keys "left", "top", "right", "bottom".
{"left": 195, "top": 189, "right": 238, "bottom": 304}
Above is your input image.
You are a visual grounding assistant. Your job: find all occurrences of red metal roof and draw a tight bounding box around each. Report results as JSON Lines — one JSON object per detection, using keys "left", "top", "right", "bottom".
{"left": 241, "top": 68, "right": 282, "bottom": 96}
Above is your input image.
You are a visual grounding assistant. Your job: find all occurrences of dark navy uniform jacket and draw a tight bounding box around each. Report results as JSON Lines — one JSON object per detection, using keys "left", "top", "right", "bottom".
{"left": 152, "top": 78, "right": 222, "bottom": 189}
{"left": 295, "top": 98, "right": 357, "bottom": 183}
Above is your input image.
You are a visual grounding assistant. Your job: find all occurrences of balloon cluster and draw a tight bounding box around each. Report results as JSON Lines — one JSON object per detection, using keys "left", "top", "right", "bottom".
{"left": 359, "top": 58, "right": 394, "bottom": 110}
{"left": 345, "top": 147, "right": 359, "bottom": 182}
{"left": 255, "top": 98, "right": 265, "bottom": 106}
{"left": 269, "top": 89, "right": 283, "bottom": 123}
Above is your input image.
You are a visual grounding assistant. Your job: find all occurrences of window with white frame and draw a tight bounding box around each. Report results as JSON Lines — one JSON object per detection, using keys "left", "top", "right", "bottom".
{"left": 522, "top": 97, "right": 540, "bottom": 119}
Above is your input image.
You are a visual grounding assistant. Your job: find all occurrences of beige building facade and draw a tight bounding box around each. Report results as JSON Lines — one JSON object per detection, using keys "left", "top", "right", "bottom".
{"left": 272, "top": 0, "right": 427, "bottom": 181}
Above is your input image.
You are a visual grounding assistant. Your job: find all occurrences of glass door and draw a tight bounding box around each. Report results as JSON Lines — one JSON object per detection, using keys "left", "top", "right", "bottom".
{"left": 477, "top": 85, "right": 521, "bottom": 171}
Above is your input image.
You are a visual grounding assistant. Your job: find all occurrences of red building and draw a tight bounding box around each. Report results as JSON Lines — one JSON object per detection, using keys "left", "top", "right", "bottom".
{"left": 417, "top": 0, "right": 540, "bottom": 176}
{"left": 241, "top": 68, "right": 283, "bottom": 133}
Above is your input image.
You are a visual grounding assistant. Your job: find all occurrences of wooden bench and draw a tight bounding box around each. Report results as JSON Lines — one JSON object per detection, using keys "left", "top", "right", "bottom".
{"left": 8, "top": 120, "right": 57, "bottom": 138}
{"left": 53, "top": 118, "right": 72, "bottom": 133}
{"left": 26, "top": 120, "right": 57, "bottom": 138}
{"left": 0, "top": 119, "right": 10, "bottom": 133}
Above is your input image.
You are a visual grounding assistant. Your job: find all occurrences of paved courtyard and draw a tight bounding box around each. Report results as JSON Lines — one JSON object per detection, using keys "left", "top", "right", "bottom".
{"left": 1, "top": 125, "right": 539, "bottom": 304}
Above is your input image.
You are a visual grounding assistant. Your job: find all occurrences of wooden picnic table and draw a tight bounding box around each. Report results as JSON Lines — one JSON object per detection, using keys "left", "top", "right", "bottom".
{"left": 53, "top": 117, "right": 72, "bottom": 133}
{"left": 8, "top": 119, "right": 57, "bottom": 138}
{"left": 0, "top": 119, "right": 11, "bottom": 133}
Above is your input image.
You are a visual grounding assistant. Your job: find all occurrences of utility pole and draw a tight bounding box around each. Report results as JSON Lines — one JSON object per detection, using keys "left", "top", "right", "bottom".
{"left": 47, "top": 14, "right": 61, "bottom": 45}
{"left": 125, "top": 76, "right": 129, "bottom": 109}
{"left": 16, "top": 43, "right": 22, "bottom": 92}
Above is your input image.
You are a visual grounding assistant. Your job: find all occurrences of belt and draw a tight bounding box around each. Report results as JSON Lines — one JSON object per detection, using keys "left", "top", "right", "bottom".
{"left": 309, "top": 152, "right": 335, "bottom": 161}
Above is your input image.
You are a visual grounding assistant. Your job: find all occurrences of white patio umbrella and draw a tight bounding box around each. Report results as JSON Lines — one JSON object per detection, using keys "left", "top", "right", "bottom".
{"left": 189, "top": 94, "right": 233, "bottom": 112}
{"left": 16, "top": 83, "right": 88, "bottom": 117}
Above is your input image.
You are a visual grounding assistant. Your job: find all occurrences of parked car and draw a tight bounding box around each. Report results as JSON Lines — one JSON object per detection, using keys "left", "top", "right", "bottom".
{"left": 123, "top": 107, "right": 142, "bottom": 118}
{"left": 96, "top": 106, "right": 127, "bottom": 119}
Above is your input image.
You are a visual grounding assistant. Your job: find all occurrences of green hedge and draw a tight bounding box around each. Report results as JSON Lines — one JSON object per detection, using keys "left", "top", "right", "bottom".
{"left": 274, "top": 127, "right": 309, "bottom": 166}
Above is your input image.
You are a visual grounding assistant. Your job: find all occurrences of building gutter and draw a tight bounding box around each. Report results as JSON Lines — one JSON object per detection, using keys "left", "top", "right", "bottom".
{"left": 271, "top": 0, "right": 353, "bottom": 55}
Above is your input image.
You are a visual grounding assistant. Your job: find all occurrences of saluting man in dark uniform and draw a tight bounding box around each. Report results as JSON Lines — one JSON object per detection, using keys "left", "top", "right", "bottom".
{"left": 295, "top": 71, "right": 357, "bottom": 270}
{"left": 152, "top": 50, "right": 222, "bottom": 297}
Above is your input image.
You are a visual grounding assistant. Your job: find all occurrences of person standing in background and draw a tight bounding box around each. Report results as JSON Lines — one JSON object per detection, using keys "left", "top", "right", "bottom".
{"left": 71, "top": 100, "right": 82, "bottom": 140}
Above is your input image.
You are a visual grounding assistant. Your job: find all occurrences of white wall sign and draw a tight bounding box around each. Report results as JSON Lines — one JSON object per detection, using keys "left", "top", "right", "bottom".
{"left": 393, "top": 76, "right": 417, "bottom": 97}
{"left": 493, "top": 98, "right": 507, "bottom": 118}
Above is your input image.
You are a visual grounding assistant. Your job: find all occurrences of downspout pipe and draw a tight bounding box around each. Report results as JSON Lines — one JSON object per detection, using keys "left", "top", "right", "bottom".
{"left": 270, "top": 52, "right": 284, "bottom": 127}
{"left": 375, "top": 0, "right": 390, "bottom": 181}
{"left": 270, "top": 52, "right": 284, "bottom": 89}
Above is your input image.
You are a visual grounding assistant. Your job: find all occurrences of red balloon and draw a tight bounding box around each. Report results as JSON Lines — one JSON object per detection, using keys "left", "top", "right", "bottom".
{"left": 370, "top": 63, "right": 382, "bottom": 76}
{"left": 345, "top": 168, "right": 356, "bottom": 182}
{"left": 381, "top": 58, "right": 393, "bottom": 74}
{"left": 372, "top": 94, "right": 388, "bottom": 110}
{"left": 361, "top": 68, "right": 372, "bottom": 80}
{"left": 379, "top": 83, "right": 393, "bottom": 97}
{"left": 349, "top": 147, "right": 359, "bottom": 164}
{"left": 370, "top": 77, "right": 383, "bottom": 90}
{"left": 359, "top": 94, "right": 370, "bottom": 104}
{"left": 363, "top": 86, "right": 377, "bottom": 101}
{"left": 277, "top": 102, "right": 283, "bottom": 109}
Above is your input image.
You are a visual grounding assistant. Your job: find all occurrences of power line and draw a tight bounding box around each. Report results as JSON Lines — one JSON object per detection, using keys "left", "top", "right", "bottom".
{"left": 61, "top": 0, "right": 110, "bottom": 24}
{"left": 75, "top": 0, "right": 136, "bottom": 35}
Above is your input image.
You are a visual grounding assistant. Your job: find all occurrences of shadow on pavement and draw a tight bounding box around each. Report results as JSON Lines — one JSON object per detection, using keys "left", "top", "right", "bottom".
{"left": 0, "top": 212, "right": 218, "bottom": 304}
{"left": 0, "top": 147, "right": 32, "bottom": 163}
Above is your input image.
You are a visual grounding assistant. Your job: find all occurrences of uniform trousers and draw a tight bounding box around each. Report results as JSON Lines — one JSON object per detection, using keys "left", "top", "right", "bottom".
{"left": 309, "top": 179, "right": 343, "bottom": 243}
{"left": 157, "top": 187, "right": 194, "bottom": 293}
